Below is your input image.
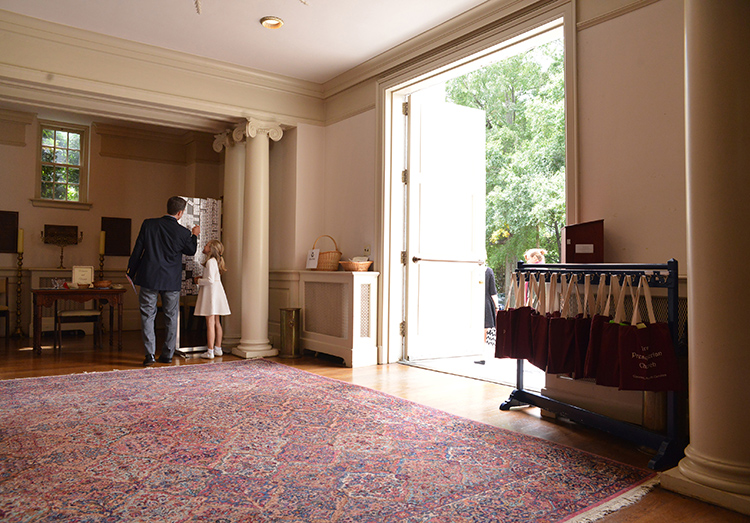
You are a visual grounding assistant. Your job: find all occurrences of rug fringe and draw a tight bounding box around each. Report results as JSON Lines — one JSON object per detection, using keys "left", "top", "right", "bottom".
{"left": 565, "top": 476, "right": 660, "bottom": 523}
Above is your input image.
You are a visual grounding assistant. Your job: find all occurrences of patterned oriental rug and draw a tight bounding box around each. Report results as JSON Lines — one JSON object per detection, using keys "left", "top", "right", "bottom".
{"left": 0, "top": 360, "right": 657, "bottom": 522}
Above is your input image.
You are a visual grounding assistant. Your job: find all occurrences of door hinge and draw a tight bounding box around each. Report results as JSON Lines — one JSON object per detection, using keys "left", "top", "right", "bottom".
{"left": 402, "top": 101, "right": 409, "bottom": 116}
{"left": 399, "top": 321, "right": 406, "bottom": 337}
{"left": 401, "top": 169, "right": 408, "bottom": 184}
{"left": 400, "top": 251, "right": 408, "bottom": 265}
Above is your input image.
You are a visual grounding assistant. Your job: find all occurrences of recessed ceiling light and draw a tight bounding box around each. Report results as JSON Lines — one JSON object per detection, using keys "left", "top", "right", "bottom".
{"left": 260, "top": 16, "right": 284, "bottom": 29}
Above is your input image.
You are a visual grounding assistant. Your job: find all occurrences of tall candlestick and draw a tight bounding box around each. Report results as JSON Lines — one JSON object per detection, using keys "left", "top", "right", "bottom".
{"left": 99, "top": 231, "right": 106, "bottom": 255}
{"left": 17, "top": 228, "right": 24, "bottom": 254}
{"left": 13, "top": 252, "right": 24, "bottom": 337}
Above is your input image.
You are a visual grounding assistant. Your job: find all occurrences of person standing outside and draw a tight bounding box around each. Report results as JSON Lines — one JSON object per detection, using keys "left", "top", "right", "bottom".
{"left": 127, "top": 196, "right": 200, "bottom": 366}
{"left": 484, "top": 264, "right": 499, "bottom": 345}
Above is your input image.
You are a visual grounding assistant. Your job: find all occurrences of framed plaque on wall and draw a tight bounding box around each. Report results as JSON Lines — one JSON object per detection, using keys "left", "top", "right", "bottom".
{"left": 0, "top": 210, "right": 19, "bottom": 253}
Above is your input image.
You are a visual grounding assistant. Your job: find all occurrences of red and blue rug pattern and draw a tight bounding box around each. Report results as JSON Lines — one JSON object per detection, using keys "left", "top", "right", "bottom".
{"left": 0, "top": 359, "right": 656, "bottom": 521}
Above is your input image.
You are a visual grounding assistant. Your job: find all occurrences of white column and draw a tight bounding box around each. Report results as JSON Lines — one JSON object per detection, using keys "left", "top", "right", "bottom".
{"left": 661, "top": 1, "right": 750, "bottom": 515}
{"left": 233, "top": 118, "right": 283, "bottom": 359}
{"left": 213, "top": 131, "right": 245, "bottom": 347}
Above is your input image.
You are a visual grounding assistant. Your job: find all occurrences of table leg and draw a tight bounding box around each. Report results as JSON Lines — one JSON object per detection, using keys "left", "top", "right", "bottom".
{"left": 117, "top": 300, "right": 123, "bottom": 351}
{"left": 109, "top": 301, "right": 114, "bottom": 347}
{"left": 33, "top": 295, "right": 42, "bottom": 355}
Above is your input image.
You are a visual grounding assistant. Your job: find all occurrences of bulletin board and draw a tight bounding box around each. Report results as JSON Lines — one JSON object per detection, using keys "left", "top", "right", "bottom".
{"left": 178, "top": 197, "right": 222, "bottom": 296}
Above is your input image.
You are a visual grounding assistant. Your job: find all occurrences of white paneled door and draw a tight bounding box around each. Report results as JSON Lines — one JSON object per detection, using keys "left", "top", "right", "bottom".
{"left": 405, "top": 87, "right": 486, "bottom": 361}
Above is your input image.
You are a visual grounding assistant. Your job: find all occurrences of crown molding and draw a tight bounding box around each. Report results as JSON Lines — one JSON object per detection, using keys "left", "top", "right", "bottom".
{"left": 321, "top": 0, "right": 554, "bottom": 98}
{"left": 0, "top": 74, "right": 235, "bottom": 133}
{"left": 577, "top": 0, "right": 660, "bottom": 30}
{"left": 94, "top": 122, "right": 220, "bottom": 165}
{"left": 0, "top": 10, "right": 326, "bottom": 128}
{"left": 0, "top": 107, "right": 34, "bottom": 125}
{"left": 0, "top": 107, "right": 34, "bottom": 146}
{"left": 94, "top": 122, "right": 198, "bottom": 143}
{"left": 0, "top": 10, "right": 324, "bottom": 100}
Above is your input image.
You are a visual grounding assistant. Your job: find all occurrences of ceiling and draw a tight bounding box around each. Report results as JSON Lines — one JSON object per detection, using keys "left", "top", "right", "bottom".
{"left": 0, "top": 0, "right": 489, "bottom": 84}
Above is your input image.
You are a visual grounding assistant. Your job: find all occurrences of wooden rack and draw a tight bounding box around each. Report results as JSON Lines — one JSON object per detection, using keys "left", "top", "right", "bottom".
{"left": 499, "top": 259, "right": 685, "bottom": 470}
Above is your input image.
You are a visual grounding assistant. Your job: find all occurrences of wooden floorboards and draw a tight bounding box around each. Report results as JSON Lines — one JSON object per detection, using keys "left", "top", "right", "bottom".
{"left": 1, "top": 330, "right": 747, "bottom": 522}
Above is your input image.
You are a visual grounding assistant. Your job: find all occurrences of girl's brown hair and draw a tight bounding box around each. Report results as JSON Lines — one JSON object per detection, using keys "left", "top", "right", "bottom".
{"left": 203, "top": 239, "right": 228, "bottom": 273}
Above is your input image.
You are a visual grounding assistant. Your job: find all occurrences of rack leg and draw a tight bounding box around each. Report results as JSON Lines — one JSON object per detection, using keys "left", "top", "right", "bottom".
{"left": 499, "top": 389, "right": 531, "bottom": 410}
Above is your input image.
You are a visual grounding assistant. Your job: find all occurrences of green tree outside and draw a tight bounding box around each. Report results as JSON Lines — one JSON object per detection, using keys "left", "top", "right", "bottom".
{"left": 446, "top": 40, "right": 565, "bottom": 298}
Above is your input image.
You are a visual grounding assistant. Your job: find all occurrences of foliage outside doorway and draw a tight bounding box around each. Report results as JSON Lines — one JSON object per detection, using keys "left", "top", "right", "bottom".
{"left": 446, "top": 39, "right": 565, "bottom": 298}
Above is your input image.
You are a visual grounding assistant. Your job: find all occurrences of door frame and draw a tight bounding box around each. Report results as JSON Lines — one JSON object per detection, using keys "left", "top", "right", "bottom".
{"left": 376, "top": 1, "right": 577, "bottom": 364}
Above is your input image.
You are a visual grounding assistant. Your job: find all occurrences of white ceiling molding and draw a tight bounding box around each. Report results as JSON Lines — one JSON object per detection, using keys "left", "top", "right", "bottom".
{"left": 0, "top": 11, "right": 327, "bottom": 131}
{"left": 321, "top": 0, "right": 557, "bottom": 98}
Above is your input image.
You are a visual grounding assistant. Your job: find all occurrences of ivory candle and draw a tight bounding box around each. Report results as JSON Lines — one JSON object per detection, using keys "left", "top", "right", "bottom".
{"left": 17, "top": 228, "right": 24, "bottom": 254}
{"left": 99, "top": 231, "right": 106, "bottom": 255}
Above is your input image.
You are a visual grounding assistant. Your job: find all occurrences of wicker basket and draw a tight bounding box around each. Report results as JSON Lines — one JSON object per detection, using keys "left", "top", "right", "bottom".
{"left": 339, "top": 261, "right": 373, "bottom": 272}
{"left": 312, "top": 235, "right": 342, "bottom": 271}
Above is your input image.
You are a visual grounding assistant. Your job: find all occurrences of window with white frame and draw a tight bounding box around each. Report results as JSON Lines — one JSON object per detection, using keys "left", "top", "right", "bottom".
{"left": 36, "top": 122, "right": 89, "bottom": 205}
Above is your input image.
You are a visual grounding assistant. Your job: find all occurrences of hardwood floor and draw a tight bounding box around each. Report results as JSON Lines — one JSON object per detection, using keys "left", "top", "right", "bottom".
{"left": 1, "top": 330, "right": 747, "bottom": 522}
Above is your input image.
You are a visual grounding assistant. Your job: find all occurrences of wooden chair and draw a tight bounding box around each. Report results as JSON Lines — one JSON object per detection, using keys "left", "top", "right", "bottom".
{"left": 55, "top": 304, "right": 102, "bottom": 349}
{"left": 0, "top": 277, "right": 9, "bottom": 339}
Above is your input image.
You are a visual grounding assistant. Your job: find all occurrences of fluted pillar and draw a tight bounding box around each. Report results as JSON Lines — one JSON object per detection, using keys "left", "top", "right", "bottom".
{"left": 233, "top": 118, "right": 283, "bottom": 359}
{"left": 661, "top": 1, "right": 750, "bottom": 515}
{"left": 213, "top": 130, "right": 245, "bottom": 347}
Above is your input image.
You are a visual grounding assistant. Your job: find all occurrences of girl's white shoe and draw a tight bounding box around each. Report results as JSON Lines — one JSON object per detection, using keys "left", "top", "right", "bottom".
{"left": 214, "top": 347, "right": 223, "bottom": 356}
{"left": 201, "top": 349, "right": 214, "bottom": 359}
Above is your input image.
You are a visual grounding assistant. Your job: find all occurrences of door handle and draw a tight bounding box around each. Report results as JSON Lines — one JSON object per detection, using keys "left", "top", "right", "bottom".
{"left": 412, "top": 256, "right": 483, "bottom": 265}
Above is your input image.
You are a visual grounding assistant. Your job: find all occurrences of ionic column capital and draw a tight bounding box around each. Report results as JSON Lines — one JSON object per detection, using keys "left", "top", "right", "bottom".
{"left": 233, "top": 118, "right": 284, "bottom": 143}
{"left": 212, "top": 129, "right": 233, "bottom": 152}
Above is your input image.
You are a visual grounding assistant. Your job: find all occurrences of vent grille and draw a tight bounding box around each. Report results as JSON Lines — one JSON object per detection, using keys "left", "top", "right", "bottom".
{"left": 304, "top": 281, "right": 349, "bottom": 338}
{"left": 360, "top": 283, "right": 371, "bottom": 338}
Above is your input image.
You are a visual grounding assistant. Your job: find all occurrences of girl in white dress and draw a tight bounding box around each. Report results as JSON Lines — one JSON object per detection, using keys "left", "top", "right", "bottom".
{"left": 193, "top": 240, "right": 231, "bottom": 359}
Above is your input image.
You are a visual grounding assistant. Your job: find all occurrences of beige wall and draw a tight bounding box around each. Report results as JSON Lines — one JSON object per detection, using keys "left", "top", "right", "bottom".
{"left": 0, "top": 113, "right": 222, "bottom": 272}
{"left": 323, "top": 110, "right": 378, "bottom": 265}
{"left": 269, "top": 127, "right": 299, "bottom": 270}
{"left": 577, "top": 0, "right": 686, "bottom": 269}
{"left": 268, "top": 111, "right": 377, "bottom": 272}
{"left": 295, "top": 124, "right": 328, "bottom": 267}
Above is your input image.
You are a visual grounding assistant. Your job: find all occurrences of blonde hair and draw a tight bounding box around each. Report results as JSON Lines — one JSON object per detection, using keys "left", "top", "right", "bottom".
{"left": 203, "top": 239, "right": 228, "bottom": 273}
{"left": 524, "top": 248, "right": 547, "bottom": 264}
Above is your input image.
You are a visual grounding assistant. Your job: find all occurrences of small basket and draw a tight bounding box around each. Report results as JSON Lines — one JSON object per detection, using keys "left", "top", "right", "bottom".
{"left": 339, "top": 261, "right": 373, "bottom": 272}
{"left": 312, "top": 235, "right": 342, "bottom": 271}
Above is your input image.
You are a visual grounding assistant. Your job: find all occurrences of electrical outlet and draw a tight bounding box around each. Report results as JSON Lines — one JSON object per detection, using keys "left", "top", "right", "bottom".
{"left": 364, "top": 245, "right": 371, "bottom": 257}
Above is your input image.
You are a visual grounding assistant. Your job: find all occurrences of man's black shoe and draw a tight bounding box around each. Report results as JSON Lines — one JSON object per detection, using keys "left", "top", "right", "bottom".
{"left": 143, "top": 355, "right": 156, "bottom": 366}
{"left": 157, "top": 354, "right": 173, "bottom": 364}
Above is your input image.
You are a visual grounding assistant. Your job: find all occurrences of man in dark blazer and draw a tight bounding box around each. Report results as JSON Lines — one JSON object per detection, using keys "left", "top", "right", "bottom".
{"left": 127, "top": 196, "right": 200, "bottom": 366}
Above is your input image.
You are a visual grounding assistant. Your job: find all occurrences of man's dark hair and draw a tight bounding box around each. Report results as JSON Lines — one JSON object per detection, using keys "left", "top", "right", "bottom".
{"left": 167, "top": 196, "right": 187, "bottom": 216}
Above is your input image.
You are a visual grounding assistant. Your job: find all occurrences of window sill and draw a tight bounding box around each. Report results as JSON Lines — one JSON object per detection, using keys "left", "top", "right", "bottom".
{"left": 30, "top": 198, "right": 93, "bottom": 211}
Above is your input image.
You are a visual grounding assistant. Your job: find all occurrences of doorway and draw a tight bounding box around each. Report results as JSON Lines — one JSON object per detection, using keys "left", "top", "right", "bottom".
{"left": 392, "top": 19, "right": 567, "bottom": 389}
